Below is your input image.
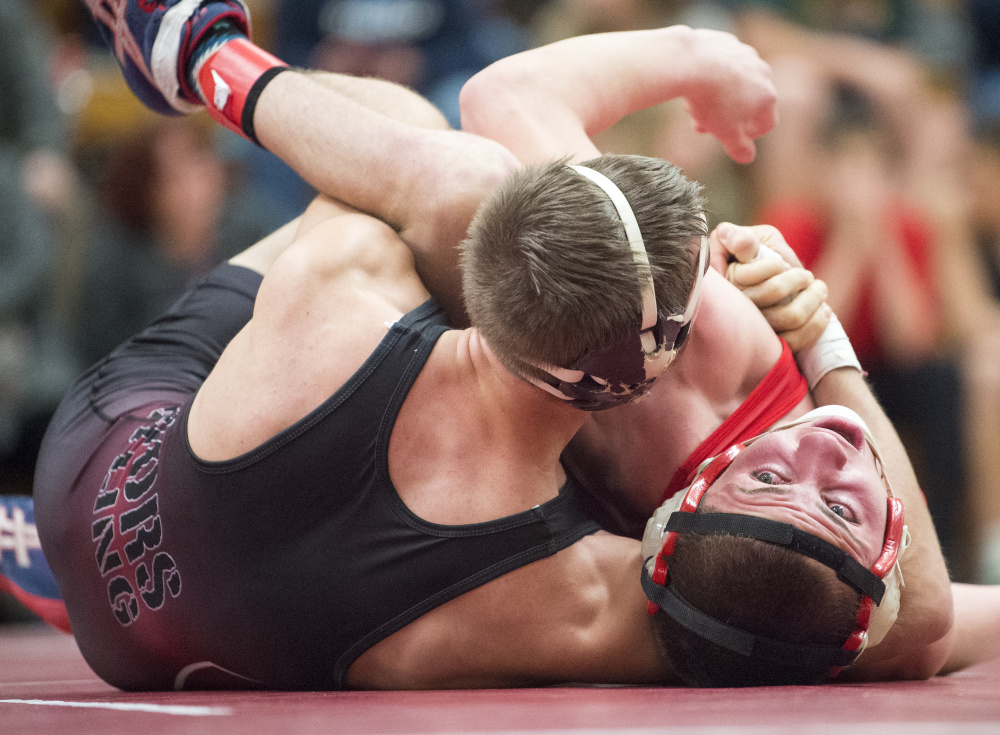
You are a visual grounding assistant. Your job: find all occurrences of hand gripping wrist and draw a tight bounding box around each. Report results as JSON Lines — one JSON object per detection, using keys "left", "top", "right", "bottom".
{"left": 795, "top": 312, "right": 863, "bottom": 390}
{"left": 196, "top": 38, "right": 289, "bottom": 146}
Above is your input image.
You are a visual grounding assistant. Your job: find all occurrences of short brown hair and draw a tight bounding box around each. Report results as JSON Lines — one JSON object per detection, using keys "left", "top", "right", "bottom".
{"left": 460, "top": 154, "right": 705, "bottom": 377}
{"left": 652, "top": 533, "right": 862, "bottom": 686}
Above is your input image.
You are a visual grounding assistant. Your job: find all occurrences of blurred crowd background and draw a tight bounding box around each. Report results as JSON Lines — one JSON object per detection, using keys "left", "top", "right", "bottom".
{"left": 3, "top": 0, "right": 1000, "bottom": 623}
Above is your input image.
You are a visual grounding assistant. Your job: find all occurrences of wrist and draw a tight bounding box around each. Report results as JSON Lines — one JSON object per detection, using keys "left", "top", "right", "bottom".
{"left": 663, "top": 25, "right": 704, "bottom": 99}
{"left": 795, "top": 312, "right": 863, "bottom": 390}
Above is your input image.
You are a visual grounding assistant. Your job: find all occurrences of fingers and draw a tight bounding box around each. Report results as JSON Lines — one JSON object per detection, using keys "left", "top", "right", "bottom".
{"left": 726, "top": 250, "right": 788, "bottom": 287}
{"left": 760, "top": 278, "right": 829, "bottom": 332}
{"left": 720, "top": 100, "right": 776, "bottom": 164}
{"left": 770, "top": 302, "right": 833, "bottom": 354}
{"left": 714, "top": 222, "right": 803, "bottom": 270}
{"left": 724, "top": 133, "right": 757, "bottom": 164}
{"left": 708, "top": 234, "right": 730, "bottom": 275}
{"left": 713, "top": 222, "right": 761, "bottom": 263}
{"left": 749, "top": 224, "right": 802, "bottom": 268}
{"left": 741, "top": 267, "right": 820, "bottom": 309}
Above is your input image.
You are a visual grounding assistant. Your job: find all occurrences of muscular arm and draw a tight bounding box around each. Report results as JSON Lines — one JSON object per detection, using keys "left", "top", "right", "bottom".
{"left": 249, "top": 26, "right": 775, "bottom": 318}
{"left": 811, "top": 367, "right": 953, "bottom": 680}
{"left": 460, "top": 25, "right": 777, "bottom": 165}
{"left": 246, "top": 70, "right": 517, "bottom": 322}
{"left": 935, "top": 584, "right": 1000, "bottom": 674}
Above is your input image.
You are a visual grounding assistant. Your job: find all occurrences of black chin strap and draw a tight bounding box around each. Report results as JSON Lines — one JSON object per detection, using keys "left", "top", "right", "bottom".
{"left": 664, "top": 512, "right": 885, "bottom": 604}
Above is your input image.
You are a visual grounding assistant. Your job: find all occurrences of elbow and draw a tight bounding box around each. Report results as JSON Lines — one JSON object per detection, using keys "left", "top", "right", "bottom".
{"left": 412, "top": 128, "right": 520, "bottom": 261}
{"left": 891, "top": 634, "right": 953, "bottom": 681}
{"left": 893, "top": 586, "right": 956, "bottom": 680}
{"left": 459, "top": 61, "right": 530, "bottom": 137}
{"left": 433, "top": 137, "right": 520, "bottom": 232}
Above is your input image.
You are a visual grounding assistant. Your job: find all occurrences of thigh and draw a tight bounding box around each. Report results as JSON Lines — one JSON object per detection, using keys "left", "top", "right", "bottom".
{"left": 34, "top": 263, "right": 261, "bottom": 518}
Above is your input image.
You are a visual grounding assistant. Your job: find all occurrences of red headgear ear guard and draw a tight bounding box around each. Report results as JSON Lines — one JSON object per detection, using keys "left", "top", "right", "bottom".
{"left": 640, "top": 410, "right": 908, "bottom": 677}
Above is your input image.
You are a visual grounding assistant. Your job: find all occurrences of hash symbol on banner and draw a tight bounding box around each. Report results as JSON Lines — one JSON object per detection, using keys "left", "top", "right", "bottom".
{"left": 0, "top": 504, "right": 41, "bottom": 568}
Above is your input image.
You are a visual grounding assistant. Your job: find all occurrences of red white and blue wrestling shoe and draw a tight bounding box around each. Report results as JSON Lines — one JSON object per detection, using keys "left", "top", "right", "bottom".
{"left": 0, "top": 496, "right": 70, "bottom": 632}
{"left": 82, "top": 0, "right": 250, "bottom": 115}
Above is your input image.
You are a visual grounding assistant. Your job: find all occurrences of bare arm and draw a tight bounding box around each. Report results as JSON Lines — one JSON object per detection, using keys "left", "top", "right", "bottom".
{"left": 936, "top": 584, "right": 1000, "bottom": 675}
{"left": 459, "top": 25, "right": 777, "bottom": 165}
{"left": 247, "top": 69, "right": 518, "bottom": 322}
{"left": 812, "top": 367, "right": 953, "bottom": 680}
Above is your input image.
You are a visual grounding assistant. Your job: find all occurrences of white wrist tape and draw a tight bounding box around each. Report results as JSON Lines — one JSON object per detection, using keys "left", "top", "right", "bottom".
{"left": 796, "top": 312, "right": 863, "bottom": 390}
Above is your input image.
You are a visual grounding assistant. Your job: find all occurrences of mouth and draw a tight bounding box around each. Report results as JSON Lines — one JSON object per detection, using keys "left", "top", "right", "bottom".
{"left": 810, "top": 416, "right": 866, "bottom": 452}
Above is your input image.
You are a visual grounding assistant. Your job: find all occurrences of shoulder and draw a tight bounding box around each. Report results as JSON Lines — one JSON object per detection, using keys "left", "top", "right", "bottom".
{"left": 188, "top": 206, "right": 432, "bottom": 460}
{"left": 350, "top": 533, "right": 669, "bottom": 687}
{"left": 688, "top": 270, "right": 783, "bottom": 392}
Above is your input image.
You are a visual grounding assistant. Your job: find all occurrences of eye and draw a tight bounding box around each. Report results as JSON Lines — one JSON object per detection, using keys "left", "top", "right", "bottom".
{"left": 752, "top": 470, "right": 781, "bottom": 485}
{"left": 827, "top": 502, "right": 858, "bottom": 524}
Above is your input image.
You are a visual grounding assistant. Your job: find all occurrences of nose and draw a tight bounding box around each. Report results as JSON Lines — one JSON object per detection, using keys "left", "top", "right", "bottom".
{"left": 795, "top": 429, "right": 850, "bottom": 475}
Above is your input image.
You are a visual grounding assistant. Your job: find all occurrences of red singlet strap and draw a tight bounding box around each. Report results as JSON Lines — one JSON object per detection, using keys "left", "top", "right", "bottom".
{"left": 660, "top": 340, "right": 808, "bottom": 503}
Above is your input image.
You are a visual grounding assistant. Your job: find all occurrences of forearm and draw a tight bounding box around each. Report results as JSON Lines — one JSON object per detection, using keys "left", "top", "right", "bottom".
{"left": 253, "top": 71, "right": 490, "bottom": 233}
{"left": 461, "top": 25, "right": 703, "bottom": 163}
{"left": 250, "top": 69, "right": 518, "bottom": 321}
{"left": 811, "top": 367, "right": 953, "bottom": 674}
{"left": 300, "top": 70, "right": 452, "bottom": 131}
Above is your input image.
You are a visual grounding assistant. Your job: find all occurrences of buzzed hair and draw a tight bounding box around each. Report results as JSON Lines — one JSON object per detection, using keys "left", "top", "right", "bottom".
{"left": 460, "top": 154, "right": 705, "bottom": 378}
{"left": 652, "top": 533, "right": 862, "bottom": 687}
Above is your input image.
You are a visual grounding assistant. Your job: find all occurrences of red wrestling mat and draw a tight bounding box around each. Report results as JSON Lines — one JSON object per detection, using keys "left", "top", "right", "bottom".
{"left": 2, "top": 624, "right": 999, "bottom": 735}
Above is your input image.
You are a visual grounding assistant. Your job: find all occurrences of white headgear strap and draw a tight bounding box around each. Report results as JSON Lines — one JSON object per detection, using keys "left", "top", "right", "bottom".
{"left": 569, "top": 165, "right": 659, "bottom": 339}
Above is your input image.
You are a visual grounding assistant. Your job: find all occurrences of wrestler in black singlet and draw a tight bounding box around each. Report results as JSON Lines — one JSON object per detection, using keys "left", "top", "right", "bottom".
{"left": 34, "top": 263, "right": 599, "bottom": 691}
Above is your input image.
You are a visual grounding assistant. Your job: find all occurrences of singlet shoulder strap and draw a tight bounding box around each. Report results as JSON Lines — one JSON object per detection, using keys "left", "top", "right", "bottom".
{"left": 661, "top": 340, "right": 807, "bottom": 502}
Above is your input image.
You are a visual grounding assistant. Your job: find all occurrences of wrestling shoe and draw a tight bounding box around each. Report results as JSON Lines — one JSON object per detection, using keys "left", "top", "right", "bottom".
{"left": 0, "top": 496, "right": 71, "bottom": 632}
{"left": 83, "top": 0, "right": 250, "bottom": 115}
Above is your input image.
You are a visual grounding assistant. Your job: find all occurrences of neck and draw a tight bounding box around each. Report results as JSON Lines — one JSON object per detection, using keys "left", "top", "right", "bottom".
{"left": 465, "top": 329, "right": 587, "bottom": 457}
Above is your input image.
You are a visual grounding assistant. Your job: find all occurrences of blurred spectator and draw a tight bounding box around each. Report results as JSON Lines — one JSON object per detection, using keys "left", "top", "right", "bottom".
{"left": 74, "top": 117, "right": 285, "bottom": 367}
{"left": 727, "top": 0, "right": 969, "bottom": 70}
{"left": 954, "top": 124, "right": 1000, "bottom": 583}
{"left": 277, "top": 0, "right": 526, "bottom": 122}
{"left": 964, "top": 0, "right": 1000, "bottom": 125}
{"left": 525, "top": 0, "right": 748, "bottom": 227}
{"left": 0, "top": 0, "right": 79, "bottom": 493}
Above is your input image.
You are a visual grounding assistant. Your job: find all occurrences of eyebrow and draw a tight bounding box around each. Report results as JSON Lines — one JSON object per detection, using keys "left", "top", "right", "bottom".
{"left": 737, "top": 485, "right": 791, "bottom": 496}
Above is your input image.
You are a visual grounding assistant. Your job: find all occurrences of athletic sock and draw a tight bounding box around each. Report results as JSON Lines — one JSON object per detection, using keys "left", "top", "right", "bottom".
{"left": 187, "top": 19, "right": 247, "bottom": 105}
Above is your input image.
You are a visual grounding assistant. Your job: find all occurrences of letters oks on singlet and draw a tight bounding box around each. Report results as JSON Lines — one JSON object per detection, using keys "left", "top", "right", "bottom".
{"left": 91, "top": 407, "right": 183, "bottom": 625}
